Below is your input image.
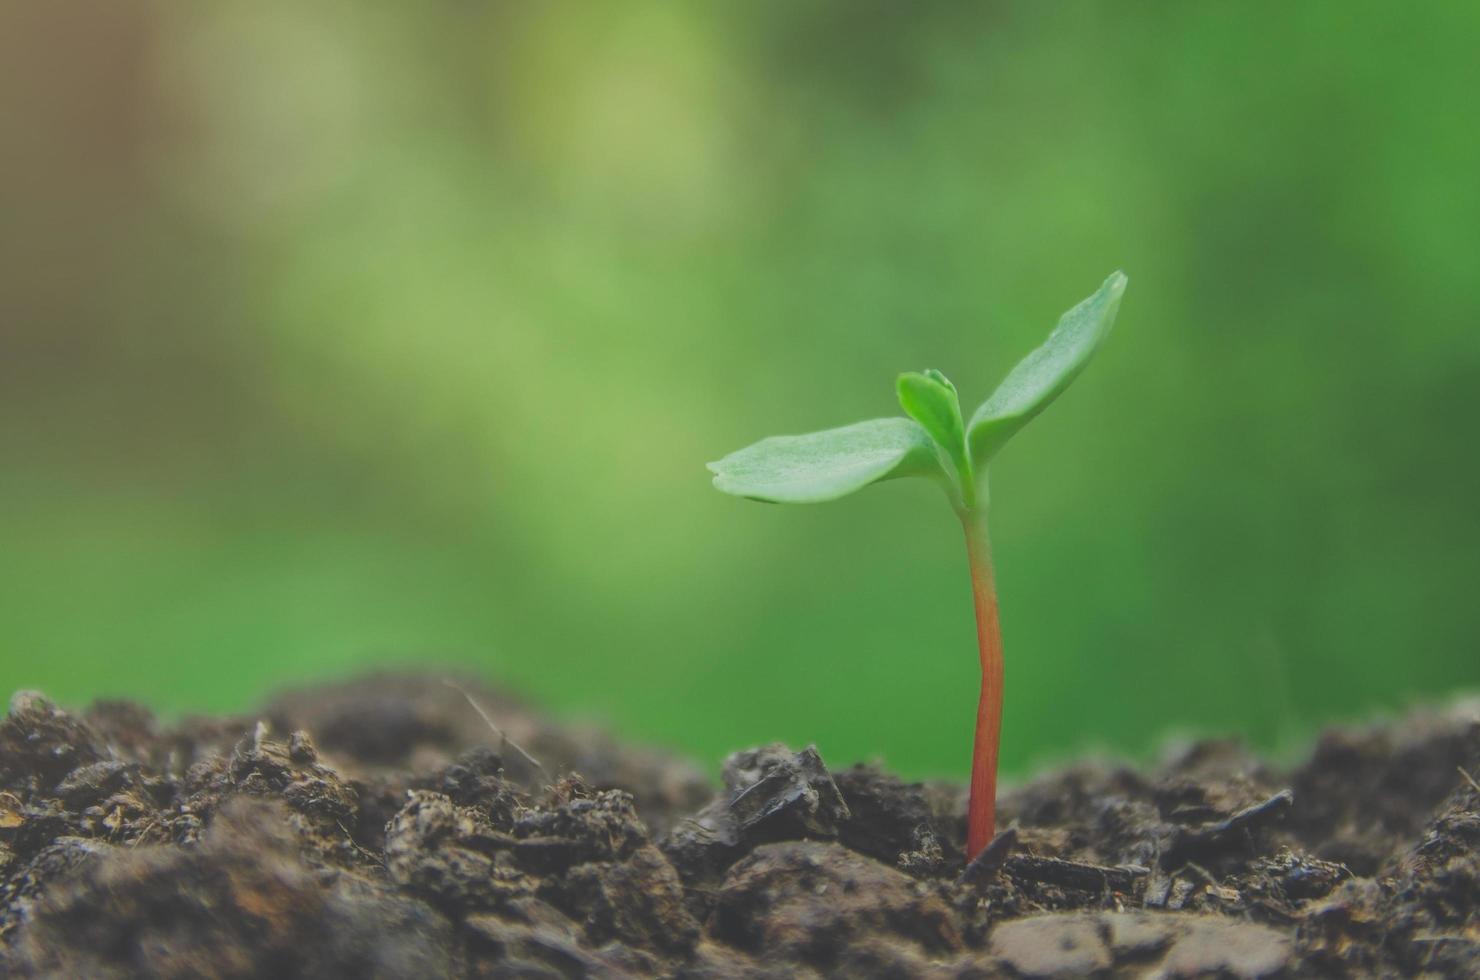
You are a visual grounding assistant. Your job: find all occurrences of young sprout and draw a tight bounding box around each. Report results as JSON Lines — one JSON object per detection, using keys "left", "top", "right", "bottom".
{"left": 708, "top": 272, "right": 1127, "bottom": 860}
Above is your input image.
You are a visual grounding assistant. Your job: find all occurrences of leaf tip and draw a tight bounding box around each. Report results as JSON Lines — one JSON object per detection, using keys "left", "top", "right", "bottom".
{"left": 708, "top": 469, "right": 742, "bottom": 498}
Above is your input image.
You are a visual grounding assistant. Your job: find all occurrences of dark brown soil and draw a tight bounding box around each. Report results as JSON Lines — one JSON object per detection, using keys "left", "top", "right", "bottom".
{"left": 1, "top": 674, "right": 1476, "bottom": 978}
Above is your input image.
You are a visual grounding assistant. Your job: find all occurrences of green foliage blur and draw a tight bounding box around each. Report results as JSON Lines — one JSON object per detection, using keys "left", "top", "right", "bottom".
{"left": 3, "top": 2, "right": 1479, "bottom": 779}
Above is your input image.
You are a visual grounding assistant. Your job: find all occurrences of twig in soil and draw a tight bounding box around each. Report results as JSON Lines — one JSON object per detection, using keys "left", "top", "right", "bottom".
{"left": 1005, "top": 853, "right": 1148, "bottom": 893}
{"left": 129, "top": 818, "right": 157, "bottom": 847}
{"left": 1179, "top": 861, "right": 1220, "bottom": 887}
{"left": 1458, "top": 766, "right": 1480, "bottom": 796}
{"left": 957, "top": 825, "right": 1018, "bottom": 887}
{"left": 1208, "top": 788, "right": 1294, "bottom": 836}
{"left": 337, "top": 820, "right": 382, "bottom": 864}
{"left": 443, "top": 681, "right": 548, "bottom": 779}
{"left": 1161, "top": 788, "right": 1293, "bottom": 868}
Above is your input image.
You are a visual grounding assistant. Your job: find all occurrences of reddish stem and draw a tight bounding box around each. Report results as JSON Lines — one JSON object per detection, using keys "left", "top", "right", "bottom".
{"left": 962, "top": 512, "right": 1003, "bottom": 860}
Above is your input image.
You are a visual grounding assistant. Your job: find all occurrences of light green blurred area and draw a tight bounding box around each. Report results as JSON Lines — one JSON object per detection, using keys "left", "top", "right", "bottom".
{"left": 3, "top": 2, "right": 1479, "bottom": 779}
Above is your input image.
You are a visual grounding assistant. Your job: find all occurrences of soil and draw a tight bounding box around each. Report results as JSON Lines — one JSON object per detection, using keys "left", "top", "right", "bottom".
{"left": 1, "top": 673, "right": 1476, "bottom": 978}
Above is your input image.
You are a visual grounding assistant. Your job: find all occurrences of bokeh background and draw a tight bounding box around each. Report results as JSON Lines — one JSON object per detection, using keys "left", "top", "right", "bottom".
{"left": 4, "top": 2, "right": 1479, "bottom": 780}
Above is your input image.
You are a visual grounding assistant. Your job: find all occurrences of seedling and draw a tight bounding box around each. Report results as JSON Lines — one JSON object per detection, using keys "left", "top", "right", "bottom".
{"left": 708, "top": 272, "right": 1127, "bottom": 860}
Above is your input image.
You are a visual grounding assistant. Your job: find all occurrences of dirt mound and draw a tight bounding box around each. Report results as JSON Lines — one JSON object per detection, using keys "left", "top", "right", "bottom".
{"left": 0, "top": 674, "right": 1476, "bottom": 977}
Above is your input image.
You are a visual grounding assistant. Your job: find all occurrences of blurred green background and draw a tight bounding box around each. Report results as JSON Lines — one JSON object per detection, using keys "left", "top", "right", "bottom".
{"left": 3, "top": 2, "right": 1479, "bottom": 780}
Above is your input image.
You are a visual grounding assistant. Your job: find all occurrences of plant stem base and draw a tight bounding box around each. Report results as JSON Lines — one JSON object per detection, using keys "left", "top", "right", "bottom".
{"left": 963, "top": 511, "right": 1004, "bottom": 860}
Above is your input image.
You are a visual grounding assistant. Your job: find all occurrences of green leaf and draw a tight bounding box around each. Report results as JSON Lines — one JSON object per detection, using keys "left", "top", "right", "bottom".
{"left": 897, "top": 369, "right": 971, "bottom": 490}
{"left": 968, "top": 271, "right": 1127, "bottom": 465}
{"left": 708, "top": 417, "right": 941, "bottom": 503}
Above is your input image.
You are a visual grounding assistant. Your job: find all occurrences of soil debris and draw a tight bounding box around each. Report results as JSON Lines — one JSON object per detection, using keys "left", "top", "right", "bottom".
{"left": 1160, "top": 788, "right": 1294, "bottom": 870}
{"left": 0, "top": 674, "right": 1476, "bottom": 977}
{"left": 958, "top": 825, "right": 1017, "bottom": 887}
